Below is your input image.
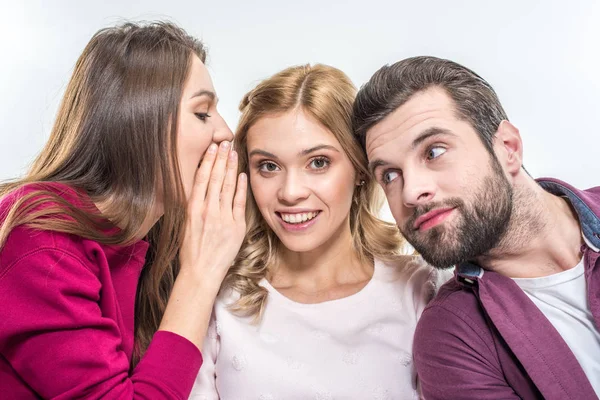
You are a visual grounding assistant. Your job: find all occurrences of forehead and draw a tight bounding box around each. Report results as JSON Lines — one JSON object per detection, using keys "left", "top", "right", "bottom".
{"left": 181, "top": 55, "right": 215, "bottom": 96}
{"left": 247, "top": 109, "right": 341, "bottom": 151}
{"left": 365, "top": 87, "right": 458, "bottom": 156}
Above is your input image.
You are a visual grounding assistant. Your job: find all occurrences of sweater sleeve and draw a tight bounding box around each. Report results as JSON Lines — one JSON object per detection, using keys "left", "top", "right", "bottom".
{"left": 189, "top": 312, "right": 220, "bottom": 399}
{"left": 413, "top": 301, "right": 520, "bottom": 400}
{"left": 0, "top": 243, "right": 202, "bottom": 399}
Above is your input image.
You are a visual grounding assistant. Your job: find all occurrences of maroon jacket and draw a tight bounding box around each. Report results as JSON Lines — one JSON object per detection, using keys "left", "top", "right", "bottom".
{"left": 414, "top": 178, "right": 600, "bottom": 400}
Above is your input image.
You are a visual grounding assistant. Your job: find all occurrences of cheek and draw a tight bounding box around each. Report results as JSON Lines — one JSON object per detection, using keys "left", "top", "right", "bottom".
{"left": 179, "top": 119, "right": 213, "bottom": 154}
{"left": 387, "top": 195, "right": 406, "bottom": 222}
{"left": 382, "top": 185, "right": 408, "bottom": 222}
{"left": 249, "top": 174, "right": 278, "bottom": 212}
{"left": 443, "top": 165, "right": 476, "bottom": 194}
{"left": 316, "top": 169, "right": 355, "bottom": 209}
{"left": 177, "top": 118, "right": 213, "bottom": 197}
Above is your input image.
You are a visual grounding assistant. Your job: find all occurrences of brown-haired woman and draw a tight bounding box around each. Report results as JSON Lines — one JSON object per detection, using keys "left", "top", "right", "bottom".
{"left": 190, "top": 64, "right": 450, "bottom": 399}
{"left": 0, "top": 22, "right": 246, "bottom": 398}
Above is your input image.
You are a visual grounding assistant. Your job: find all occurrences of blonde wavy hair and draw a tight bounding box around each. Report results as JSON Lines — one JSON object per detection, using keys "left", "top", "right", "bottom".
{"left": 226, "top": 64, "right": 405, "bottom": 321}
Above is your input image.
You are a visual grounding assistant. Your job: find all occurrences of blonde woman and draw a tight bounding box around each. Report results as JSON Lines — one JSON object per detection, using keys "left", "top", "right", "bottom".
{"left": 190, "top": 64, "right": 449, "bottom": 399}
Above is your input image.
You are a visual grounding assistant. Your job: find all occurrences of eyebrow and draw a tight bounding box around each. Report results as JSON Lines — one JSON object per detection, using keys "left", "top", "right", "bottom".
{"left": 368, "top": 159, "right": 389, "bottom": 177}
{"left": 367, "top": 127, "right": 456, "bottom": 176}
{"left": 300, "top": 144, "right": 340, "bottom": 156}
{"left": 248, "top": 149, "right": 278, "bottom": 159}
{"left": 411, "top": 127, "right": 456, "bottom": 149}
{"left": 248, "top": 144, "right": 340, "bottom": 160}
{"left": 190, "top": 89, "right": 216, "bottom": 101}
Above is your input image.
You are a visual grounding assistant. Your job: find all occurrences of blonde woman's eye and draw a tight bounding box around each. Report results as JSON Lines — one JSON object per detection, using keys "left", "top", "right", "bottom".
{"left": 259, "top": 162, "right": 279, "bottom": 172}
{"left": 309, "top": 157, "right": 330, "bottom": 169}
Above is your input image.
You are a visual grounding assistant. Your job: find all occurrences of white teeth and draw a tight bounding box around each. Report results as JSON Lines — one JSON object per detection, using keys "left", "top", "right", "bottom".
{"left": 281, "top": 211, "right": 318, "bottom": 224}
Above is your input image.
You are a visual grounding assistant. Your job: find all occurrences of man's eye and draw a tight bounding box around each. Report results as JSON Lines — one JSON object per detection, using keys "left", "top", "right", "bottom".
{"left": 259, "top": 162, "right": 279, "bottom": 172}
{"left": 382, "top": 170, "right": 400, "bottom": 185}
{"left": 426, "top": 146, "right": 446, "bottom": 160}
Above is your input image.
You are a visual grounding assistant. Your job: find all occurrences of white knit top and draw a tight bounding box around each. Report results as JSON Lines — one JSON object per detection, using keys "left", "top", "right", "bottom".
{"left": 190, "top": 256, "right": 450, "bottom": 400}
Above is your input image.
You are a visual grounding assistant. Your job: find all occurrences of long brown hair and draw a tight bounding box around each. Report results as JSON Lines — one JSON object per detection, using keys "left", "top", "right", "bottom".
{"left": 0, "top": 21, "right": 206, "bottom": 367}
{"left": 225, "top": 64, "right": 405, "bottom": 320}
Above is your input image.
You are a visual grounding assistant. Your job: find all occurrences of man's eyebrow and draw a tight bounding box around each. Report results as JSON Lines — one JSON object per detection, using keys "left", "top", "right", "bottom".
{"left": 411, "top": 127, "right": 456, "bottom": 149}
{"left": 299, "top": 145, "right": 340, "bottom": 156}
{"left": 368, "top": 159, "right": 389, "bottom": 176}
{"left": 190, "top": 89, "right": 216, "bottom": 101}
{"left": 367, "top": 127, "right": 455, "bottom": 175}
{"left": 248, "top": 149, "right": 278, "bottom": 159}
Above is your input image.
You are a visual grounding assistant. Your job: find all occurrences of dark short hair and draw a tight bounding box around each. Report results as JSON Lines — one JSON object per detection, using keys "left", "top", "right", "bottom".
{"left": 353, "top": 56, "right": 508, "bottom": 154}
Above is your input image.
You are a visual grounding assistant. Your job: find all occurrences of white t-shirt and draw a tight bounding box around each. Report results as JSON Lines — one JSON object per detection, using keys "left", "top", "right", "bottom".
{"left": 513, "top": 258, "right": 600, "bottom": 396}
{"left": 189, "top": 257, "right": 451, "bottom": 400}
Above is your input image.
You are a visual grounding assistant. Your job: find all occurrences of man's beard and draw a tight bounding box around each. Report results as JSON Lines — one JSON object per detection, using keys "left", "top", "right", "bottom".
{"left": 400, "top": 158, "right": 513, "bottom": 269}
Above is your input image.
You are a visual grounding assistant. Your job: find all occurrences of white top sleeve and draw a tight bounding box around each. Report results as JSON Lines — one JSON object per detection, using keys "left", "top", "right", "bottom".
{"left": 189, "top": 312, "right": 220, "bottom": 400}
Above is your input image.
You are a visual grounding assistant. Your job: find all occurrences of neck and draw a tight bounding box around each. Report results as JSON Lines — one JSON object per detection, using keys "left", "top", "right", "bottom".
{"left": 475, "top": 178, "right": 583, "bottom": 278}
{"left": 272, "top": 218, "right": 372, "bottom": 291}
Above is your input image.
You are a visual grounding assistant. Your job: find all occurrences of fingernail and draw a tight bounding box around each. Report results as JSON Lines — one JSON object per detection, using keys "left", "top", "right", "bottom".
{"left": 229, "top": 150, "right": 237, "bottom": 160}
{"left": 221, "top": 141, "right": 230, "bottom": 150}
{"left": 207, "top": 144, "right": 217, "bottom": 154}
{"left": 240, "top": 173, "right": 247, "bottom": 181}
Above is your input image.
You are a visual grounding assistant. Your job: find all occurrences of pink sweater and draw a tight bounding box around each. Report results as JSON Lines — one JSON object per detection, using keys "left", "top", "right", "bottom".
{"left": 0, "top": 183, "right": 202, "bottom": 399}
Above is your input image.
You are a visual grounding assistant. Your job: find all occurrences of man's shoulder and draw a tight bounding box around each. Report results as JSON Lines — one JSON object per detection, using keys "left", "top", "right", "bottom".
{"left": 417, "top": 278, "right": 495, "bottom": 344}
{"left": 426, "top": 277, "right": 477, "bottom": 311}
{"left": 413, "top": 277, "right": 513, "bottom": 399}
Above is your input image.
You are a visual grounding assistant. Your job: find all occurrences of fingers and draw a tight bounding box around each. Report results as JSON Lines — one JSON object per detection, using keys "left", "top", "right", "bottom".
{"left": 220, "top": 149, "right": 239, "bottom": 210}
{"left": 232, "top": 173, "right": 247, "bottom": 223}
{"left": 206, "top": 141, "right": 231, "bottom": 204}
{"left": 190, "top": 143, "right": 218, "bottom": 203}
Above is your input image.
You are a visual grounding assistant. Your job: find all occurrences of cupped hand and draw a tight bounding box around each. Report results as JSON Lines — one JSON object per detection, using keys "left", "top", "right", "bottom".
{"left": 179, "top": 140, "right": 247, "bottom": 286}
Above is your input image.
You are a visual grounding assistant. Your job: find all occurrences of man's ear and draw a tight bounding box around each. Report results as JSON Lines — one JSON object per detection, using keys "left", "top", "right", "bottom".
{"left": 493, "top": 120, "right": 523, "bottom": 178}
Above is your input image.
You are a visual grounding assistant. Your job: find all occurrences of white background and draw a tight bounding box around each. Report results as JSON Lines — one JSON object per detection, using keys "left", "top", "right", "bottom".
{"left": 1, "top": 0, "right": 598, "bottom": 221}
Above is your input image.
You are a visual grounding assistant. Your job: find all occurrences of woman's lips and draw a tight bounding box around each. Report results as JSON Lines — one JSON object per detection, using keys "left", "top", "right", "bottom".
{"left": 276, "top": 210, "right": 321, "bottom": 232}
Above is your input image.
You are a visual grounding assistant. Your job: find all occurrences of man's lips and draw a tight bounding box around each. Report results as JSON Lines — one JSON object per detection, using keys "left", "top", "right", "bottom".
{"left": 413, "top": 207, "right": 456, "bottom": 231}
